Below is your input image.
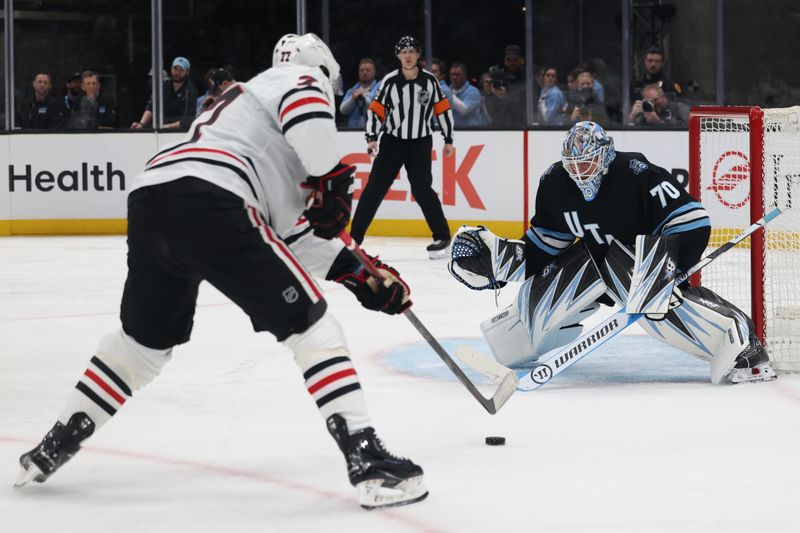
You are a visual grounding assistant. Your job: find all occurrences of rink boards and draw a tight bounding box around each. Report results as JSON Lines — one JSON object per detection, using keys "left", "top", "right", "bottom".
{"left": 0, "top": 130, "right": 690, "bottom": 237}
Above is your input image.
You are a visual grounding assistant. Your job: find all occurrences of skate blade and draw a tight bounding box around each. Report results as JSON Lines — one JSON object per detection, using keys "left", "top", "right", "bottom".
{"left": 357, "top": 475, "right": 428, "bottom": 510}
{"left": 14, "top": 463, "right": 44, "bottom": 488}
{"left": 427, "top": 248, "right": 450, "bottom": 260}
{"left": 730, "top": 366, "right": 778, "bottom": 384}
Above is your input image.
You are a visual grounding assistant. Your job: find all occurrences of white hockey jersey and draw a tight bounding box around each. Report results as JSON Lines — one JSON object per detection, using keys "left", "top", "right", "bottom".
{"left": 130, "top": 64, "right": 346, "bottom": 277}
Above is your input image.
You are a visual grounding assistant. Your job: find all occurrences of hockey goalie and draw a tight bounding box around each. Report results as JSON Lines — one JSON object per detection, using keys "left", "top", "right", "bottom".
{"left": 448, "top": 121, "right": 776, "bottom": 385}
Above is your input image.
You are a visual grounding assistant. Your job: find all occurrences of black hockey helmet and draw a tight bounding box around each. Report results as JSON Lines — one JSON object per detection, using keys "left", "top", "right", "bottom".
{"left": 207, "top": 68, "right": 234, "bottom": 93}
{"left": 394, "top": 35, "right": 421, "bottom": 55}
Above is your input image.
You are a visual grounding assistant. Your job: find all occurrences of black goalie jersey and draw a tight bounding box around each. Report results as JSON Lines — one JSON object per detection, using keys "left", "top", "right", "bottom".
{"left": 524, "top": 151, "right": 711, "bottom": 278}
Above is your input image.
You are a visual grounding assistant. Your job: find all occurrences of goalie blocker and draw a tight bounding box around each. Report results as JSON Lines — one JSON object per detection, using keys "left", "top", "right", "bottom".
{"left": 451, "top": 227, "right": 775, "bottom": 385}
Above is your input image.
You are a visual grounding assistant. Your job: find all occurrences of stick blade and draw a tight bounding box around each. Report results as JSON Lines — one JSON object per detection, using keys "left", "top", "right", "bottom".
{"left": 454, "top": 345, "right": 518, "bottom": 413}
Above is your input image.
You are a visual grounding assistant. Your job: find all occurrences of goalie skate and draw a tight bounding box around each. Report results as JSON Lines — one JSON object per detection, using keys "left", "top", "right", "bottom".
{"left": 727, "top": 362, "right": 777, "bottom": 384}
{"left": 327, "top": 414, "right": 428, "bottom": 510}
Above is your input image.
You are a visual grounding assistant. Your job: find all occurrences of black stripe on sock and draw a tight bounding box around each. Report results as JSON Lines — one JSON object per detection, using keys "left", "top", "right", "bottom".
{"left": 76, "top": 382, "right": 117, "bottom": 416}
{"left": 303, "top": 356, "right": 351, "bottom": 381}
{"left": 316, "top": 383, "right": 362, "bottom": 408}
{"left": 90, "top": 356, "right": 132, "bottom": 397}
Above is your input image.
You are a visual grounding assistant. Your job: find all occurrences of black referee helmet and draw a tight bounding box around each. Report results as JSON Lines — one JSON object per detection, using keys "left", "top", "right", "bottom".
{"left": 394, "top": 35, "right": 421, "bottom": 54}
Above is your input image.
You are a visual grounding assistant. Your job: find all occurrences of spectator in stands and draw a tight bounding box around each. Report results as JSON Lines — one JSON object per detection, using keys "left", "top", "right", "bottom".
{"left": 563, "top": 69, "right": 607, "bottom": 126}
{"left": 446, "top": 62, "right": 481, "bottom": 127}
{"left": 18, "top": 73, "right": 65, "bottom": 129}
{"left": 430, "top": 58, "right": 452, "bottom": 100}
{"left": 339, "top": 58, "right": 379, "bottom": 128}
{"left": 62, "top": 72, "right": 83, "bottom": 119}
{"left": 482, "top": 44, "right": 527, "bottom": 127}
{"left": 65, "top": 71, "right": 117, "bottom": 130}
{"left": 196, "top": 68, "right": 236, "bottom": 115}
{"left": 574, "top": 62, "right": 605, "bottom": 104}
{"left": 630, "top": 47, "right": 679, "bottom": 101}
{"left": 478, "top": 71, "right": 493, "bottom": 125}
{"left": 628, "top": 83, "right": 689, "bottom": 127}
{"left": 131, "top": 56, "right": 198, "bottom": 129}
{"left": 536, "top": 66, "right": 563, "bottom": 126}
{"left": 565, "top": 68, "right": 579, "bottom": 93}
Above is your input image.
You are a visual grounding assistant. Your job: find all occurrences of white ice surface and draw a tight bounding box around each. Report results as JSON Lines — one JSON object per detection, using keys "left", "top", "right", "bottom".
{"left": 1, "top": 236, "right": 799, "bottom": 533}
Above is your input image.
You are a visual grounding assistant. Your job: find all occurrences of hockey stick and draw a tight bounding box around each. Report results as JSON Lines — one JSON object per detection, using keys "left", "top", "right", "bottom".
{"left": 338, "top": 231, "right": 517, "bottom": 414}
{"left": 516, "top": 206, "right": 782, "bottom": 389}
{"left": 458, "top": 208, "right": 782, "bottom": 391}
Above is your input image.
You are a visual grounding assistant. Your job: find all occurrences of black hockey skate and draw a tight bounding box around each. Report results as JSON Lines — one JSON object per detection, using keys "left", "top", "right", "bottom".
{"left": 326, "top": 414, "right": 428, "bottom": 509}
{"left": 15, "top": 412, "right": 95, "bottom": 487}
{"left": 426, "top": 238, "right": 451, "bottom": 260}
{"left": 727, "top": 334, "right": 777, "bottom": 383}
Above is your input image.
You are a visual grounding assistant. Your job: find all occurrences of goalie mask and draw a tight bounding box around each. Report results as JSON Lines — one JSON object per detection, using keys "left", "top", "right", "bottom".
{"left": 561, "top": 121, "right": 616, "bottom": 201}
{"left": 272, "top": 33, "right": 341, "bottom": 90}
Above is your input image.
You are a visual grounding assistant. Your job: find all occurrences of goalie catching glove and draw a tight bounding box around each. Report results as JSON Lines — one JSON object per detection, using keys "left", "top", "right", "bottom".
{"left": 302, "top": 162, "right": 356, "bottom": 239}
{"left": 331, "top": 252, "right": 412, "bottom": 315}
{"left": 448, "top": 225, "right": 526, "bottom": 290}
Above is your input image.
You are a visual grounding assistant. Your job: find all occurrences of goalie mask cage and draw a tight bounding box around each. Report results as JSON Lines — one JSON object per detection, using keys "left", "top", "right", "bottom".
{"left": 689, "top": 106, "right": 800, "bottom": 372}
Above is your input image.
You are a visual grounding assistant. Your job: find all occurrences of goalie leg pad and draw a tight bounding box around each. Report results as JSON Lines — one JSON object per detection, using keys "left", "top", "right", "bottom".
{"left": 626, "top": 234, "right": 679, "bottom": 316}
{"left": 639, "top": 286, "right": 770, "bottom": 384}
{"left": 480, "top": 301, "right": 602, "bottom": 368}
{"left": 517, "top": 240, "right": 607, "bottom": 349}
{"left": 480, "top": 304, "right": 536, "bottom": 367}
{"left": 601, "top": 240, "right": 635, "bottom": 306}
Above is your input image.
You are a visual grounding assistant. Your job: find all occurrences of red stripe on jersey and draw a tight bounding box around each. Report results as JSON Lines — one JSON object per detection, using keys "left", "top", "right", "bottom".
{"left": 249, "top": 207, "right": 323, "bottom": 300}
{"left": 84, "top": 369, "right": 126, "bottom": 405}
{"left": 280, "top": 97, "right": 330, "bottom": 121}
{"left": 149, "top": 147, "right": 247, "bottom": 168}
{"left": 307, "top": 368, "right": 357, "bottom": 394}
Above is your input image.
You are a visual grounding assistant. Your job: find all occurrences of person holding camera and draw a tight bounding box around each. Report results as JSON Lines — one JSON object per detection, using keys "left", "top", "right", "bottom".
{"left": 628, "top": 83, "right": 688, "bottom": 127}
{"left": 482, "top": 44, "right": 527, "bottom": 127}
{"left": 562, "top": 70, "right": 607, "bottom": 126}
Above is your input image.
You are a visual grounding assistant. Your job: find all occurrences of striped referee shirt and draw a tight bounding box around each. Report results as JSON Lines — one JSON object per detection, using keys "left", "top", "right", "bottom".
{"left": 366, "top": 68, "right": 454, "bottom": 144}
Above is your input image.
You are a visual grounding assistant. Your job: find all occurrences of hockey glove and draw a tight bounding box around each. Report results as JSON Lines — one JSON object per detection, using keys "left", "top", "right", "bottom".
{"left": 335, "top": 255, "right": 412, "bottom": 315}
{"left": 303, "top": 162, "right": 356, "bottom": 239}
{"left": 448, "top": 226, "right": 507, "bottom": 290}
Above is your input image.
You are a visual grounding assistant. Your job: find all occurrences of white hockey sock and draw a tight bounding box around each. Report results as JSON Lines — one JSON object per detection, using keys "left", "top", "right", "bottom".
{"left": 59, "top": 354, "right": 133, "bottom": 427}
{"left": 59, "top": 329, "right": 172, "bottom": 428}
{"left": 284, "top": 314, "right": 371, "bottom": 433}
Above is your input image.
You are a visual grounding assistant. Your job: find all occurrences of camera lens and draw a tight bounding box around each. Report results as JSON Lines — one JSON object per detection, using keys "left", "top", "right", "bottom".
{"left": 642, "top": 100, "right": 654, "bottom": 113}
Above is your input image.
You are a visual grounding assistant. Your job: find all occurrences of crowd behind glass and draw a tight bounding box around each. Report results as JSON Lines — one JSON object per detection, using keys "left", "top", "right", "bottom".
{"left": 5, "top": 0, "right": 796, "bottom": 133}
{"left": 12, "top": 44, "right": 689, "bottom": 133}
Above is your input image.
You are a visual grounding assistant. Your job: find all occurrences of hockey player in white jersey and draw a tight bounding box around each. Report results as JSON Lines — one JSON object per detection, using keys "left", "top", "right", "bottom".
{"left": 448, "top": 121, "right": 776, "bottom": 386}
{"left": 16, "top": 33, "right": 427, "bottom": 510}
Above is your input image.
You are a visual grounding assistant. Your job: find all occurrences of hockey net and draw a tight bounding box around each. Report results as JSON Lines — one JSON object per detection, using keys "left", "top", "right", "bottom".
{"left": 689, "top": 106, "right": 800, "bottom": 372}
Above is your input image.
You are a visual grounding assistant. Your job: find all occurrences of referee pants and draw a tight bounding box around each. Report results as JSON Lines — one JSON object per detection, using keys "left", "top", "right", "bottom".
{"left": 350, "top": 134, "right": 450, "bottom": 244}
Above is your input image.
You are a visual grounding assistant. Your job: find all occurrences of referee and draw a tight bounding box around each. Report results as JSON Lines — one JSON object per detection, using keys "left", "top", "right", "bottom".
{"left": 350, "top": 35, "right": 455, "bottom": 259}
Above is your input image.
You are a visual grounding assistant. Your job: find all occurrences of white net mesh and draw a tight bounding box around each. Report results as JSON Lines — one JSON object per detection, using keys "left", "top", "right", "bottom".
{"left": 695, "top": 107, "right": 800, "bottom": 372}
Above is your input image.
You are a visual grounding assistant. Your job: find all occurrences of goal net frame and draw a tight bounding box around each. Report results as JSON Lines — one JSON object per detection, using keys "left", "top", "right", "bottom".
{"left": 689, "top": 105, "right": 799, "bottom": 372}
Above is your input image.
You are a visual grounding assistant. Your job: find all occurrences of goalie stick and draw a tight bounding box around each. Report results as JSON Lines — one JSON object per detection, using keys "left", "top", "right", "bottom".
{"left": 338, "top": 231, "right": 517, "bottom": 414}
{"left": 458, "top": 207, "right": 782, "bottom": 391}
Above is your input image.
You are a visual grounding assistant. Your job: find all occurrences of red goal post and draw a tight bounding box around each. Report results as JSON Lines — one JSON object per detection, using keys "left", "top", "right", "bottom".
{"left": 689, "top": 105, "right": 800, "bottom": 372}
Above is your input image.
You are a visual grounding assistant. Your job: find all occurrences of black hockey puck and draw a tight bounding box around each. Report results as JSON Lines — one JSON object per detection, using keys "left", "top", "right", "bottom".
{"left": 485, "top": 436, "right": 506, "bottom": 446}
